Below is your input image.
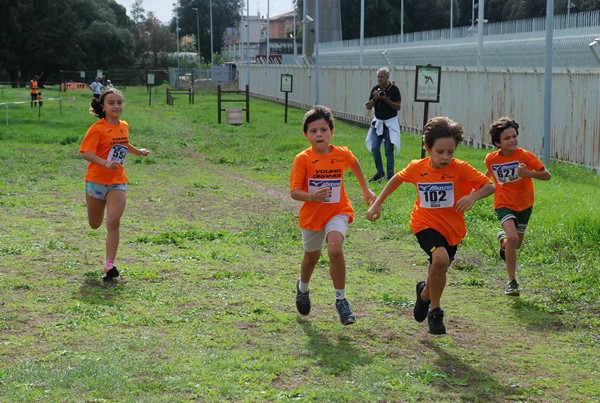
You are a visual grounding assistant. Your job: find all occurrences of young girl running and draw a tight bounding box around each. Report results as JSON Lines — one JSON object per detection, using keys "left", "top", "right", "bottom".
{"left": 366, "top": 117, "right": 495, "bottom": 334}
{"left": 80, "top": 88, "right": 150, "bottom": 281}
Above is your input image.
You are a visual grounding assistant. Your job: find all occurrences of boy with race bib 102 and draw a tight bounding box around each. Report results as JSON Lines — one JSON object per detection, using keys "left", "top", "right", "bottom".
{"left": 366, "top": 116, "right": 495, "bottom": 335}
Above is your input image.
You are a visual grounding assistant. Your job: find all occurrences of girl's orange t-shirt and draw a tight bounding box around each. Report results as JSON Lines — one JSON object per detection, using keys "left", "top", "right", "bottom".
{"left": 80, "top": 119, "right": 130, "bottom": 185}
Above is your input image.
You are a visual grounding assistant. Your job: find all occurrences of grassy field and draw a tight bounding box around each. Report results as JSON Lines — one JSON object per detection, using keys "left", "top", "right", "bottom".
{"left": 0, "top": 85, "right": 599, "bottom": 402}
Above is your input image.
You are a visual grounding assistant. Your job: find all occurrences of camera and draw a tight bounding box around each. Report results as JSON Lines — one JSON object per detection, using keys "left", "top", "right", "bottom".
{"left": 377, "top": 88, "right": 385, "bottom": 97}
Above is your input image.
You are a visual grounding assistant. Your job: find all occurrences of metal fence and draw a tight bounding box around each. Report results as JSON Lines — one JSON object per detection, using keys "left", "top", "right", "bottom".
{"left": 237, "top": 64, "right": 600, "bottom": 172}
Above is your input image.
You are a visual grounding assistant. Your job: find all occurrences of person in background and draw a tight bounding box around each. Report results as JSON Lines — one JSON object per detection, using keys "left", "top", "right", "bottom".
{"left": 79, "top": 88, "right": 150, "bottom": 281}
{"left": 30, "top": 76, "right": 39, "bottom": 108}
{"left": 89, "top": 77, "right": 104, "bottom": 100}
{"left": 37, "top": 92, "right": 43, "bottom": 108}
{"left": 484, "top": 117, "right": 551, "bottom": 296}
{"left": 366, "top": 117, "right": 495, "bottom": 335}
{"left": 365, "top": 67, "right": 402, "bottom": 182}
{"left": 290, "top": 105, "right": 376, "bottom": 325}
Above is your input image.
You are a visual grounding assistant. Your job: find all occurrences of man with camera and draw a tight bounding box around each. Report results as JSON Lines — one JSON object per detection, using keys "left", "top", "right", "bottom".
{"left": 365, "top": 67, "right": 402, "bottom": 182}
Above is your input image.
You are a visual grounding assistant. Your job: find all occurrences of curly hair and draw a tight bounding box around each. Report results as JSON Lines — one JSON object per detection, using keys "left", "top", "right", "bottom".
{"left": 423, "top": 116, "right": 464, "bottom": 149}
{"left": 488, "top": 117, "right": 519, "bottom": 147}
{"left": 89, "top": 88, "right": 123, "bottom": 119}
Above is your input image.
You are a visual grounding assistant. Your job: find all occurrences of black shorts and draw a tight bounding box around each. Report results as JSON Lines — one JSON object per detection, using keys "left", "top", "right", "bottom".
{"left": 415, "top": 228, "right": 458, "bottom": 263}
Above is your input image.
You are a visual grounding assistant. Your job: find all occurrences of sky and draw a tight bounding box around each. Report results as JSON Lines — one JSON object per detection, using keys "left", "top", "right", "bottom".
{"left": 115, "top": 0, "right": 295, "bottom": 24}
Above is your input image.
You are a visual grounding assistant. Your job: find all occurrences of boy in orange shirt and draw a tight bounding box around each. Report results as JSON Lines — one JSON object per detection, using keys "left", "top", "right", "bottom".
{"left": 366, "top": 117, "right": 495, "bottom": 334}
{"left": 290, "top": 105, "right": 376, "bottom": 325}
{"left": 80, "top": 88, "right": 150, "bottom": 281}
{"left": 484, "top": 117, "right": 551, "bottom": 296}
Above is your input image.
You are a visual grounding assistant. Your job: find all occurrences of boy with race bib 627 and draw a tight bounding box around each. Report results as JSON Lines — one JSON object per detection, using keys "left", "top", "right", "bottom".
{"left": 484, "top": 117, "right": 551, "bottom": 297}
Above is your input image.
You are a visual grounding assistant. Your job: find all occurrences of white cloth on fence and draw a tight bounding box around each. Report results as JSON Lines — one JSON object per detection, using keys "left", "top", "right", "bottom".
{"left": 365, "top": 117, "right": 401, "bottom": 155}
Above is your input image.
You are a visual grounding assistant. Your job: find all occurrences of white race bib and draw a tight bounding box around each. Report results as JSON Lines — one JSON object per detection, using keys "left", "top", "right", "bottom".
{"left": 418, "top": 182, "right": 454, "bottom": 209}
{"left": 308, "top": 178, "right": 342, "bottom": 203}
{"left": 491, "top": 161, "right": 520, "bottom": 183}
{"left": 108, "top": 144, "right": 128, "bottom": 165}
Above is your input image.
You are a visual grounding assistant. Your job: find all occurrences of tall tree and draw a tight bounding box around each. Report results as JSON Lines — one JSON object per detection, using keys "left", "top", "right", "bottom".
{"left": 175, "top": 0, "right": 243, "bottom": 63}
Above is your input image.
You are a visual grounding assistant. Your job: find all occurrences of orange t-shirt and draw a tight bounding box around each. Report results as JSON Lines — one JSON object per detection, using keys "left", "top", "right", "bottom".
{"left": 396, "top": 158, "right": 492, "bottom": 246}
{"left": 30, "top": 80, "right": 38, "bottom": 95}
{"left": 484, "top": 148, "right": 545, "bottom": 211}
{"left": 290, "top": 145, "right": 357, "bottom": 231}
{"left": 79, "top": 119, "right": 130, "bottom": 185}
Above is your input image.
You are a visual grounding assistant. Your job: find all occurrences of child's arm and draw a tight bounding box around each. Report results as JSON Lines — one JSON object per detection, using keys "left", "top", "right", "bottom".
{"left": 455, "top": 183, "right": 495, "bottom": 212}
{"left": 517, "top": 163, "right": 551, "bottom": 181}
{"left": 81, "top": 151, "right": 121, "bottom": 170}
{"left": 350, "top": 160, "right": 377, "bottom": 206}
{"left": 291, "top": 187, "right": 330, "bottom": 203}
{"left": 366, "top": 175, "right": 403, "bottom": 221}
{"left": 127, "top": 144, "right": 150, "bottom": 156}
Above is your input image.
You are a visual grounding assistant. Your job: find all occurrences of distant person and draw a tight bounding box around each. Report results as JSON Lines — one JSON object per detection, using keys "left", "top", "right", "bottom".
{"left": 89, "top": 77, "right": 104, "bottom": 99}
{"left": 366, "top": 117, "right": 495, "bottom": 334}
{"left": 106, "top": 80, "right": 114, "bottom": 89}
{"left": 37, "top": 92, "right": 43, "bottom": 108}
{"left": 30, "top": 76, "right": 39, "bottom": 108}
{"left": 365, "top": 67, "right": 402, "bottom": 182}
{"left": 290, "top": 105, "right": 376, "bottom": 325}
{"left": 80, "top": 88, "right": 150, "bottom": 282}
{"left": 484, "top": 117, "right": 551, "bottom": 296}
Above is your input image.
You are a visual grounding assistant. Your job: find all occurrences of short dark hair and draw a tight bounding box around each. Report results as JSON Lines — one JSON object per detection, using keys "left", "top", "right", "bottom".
{"left": 303, "top": 105, "right": 334, "bottom": 133}
{"left": 423, "top": 116, "right": 464, "bottom": 148}
{"left": 488, "top": 117, "right": 519, "bottom": 147}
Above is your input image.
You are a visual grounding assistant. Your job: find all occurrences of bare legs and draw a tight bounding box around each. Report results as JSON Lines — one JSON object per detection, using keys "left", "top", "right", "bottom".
{"left": 86, "top": 190, "right": 126, "bottom": 264}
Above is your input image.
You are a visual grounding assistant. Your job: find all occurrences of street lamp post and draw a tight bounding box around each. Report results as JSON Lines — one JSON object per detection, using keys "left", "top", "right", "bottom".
{"left": 210, "top": 0, "right": 214, "bottom": 66}
{"left": 192, "top": 7, "right": 201, "bottom": 61}
{"left": 176, "top": 15, "right": 180, "bottom": 70}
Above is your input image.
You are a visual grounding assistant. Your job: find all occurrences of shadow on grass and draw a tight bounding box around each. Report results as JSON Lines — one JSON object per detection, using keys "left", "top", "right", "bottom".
{"left": 297, "top": 318, "right": 373, "bottom": 375}
{"left": 421, "top": 339, "right": 522, "bottom": 400}
{"left": 509, "top": 297, "right": 567, "bottom": 332}
{"left": 74, "top": 271, "right": 127, "bottom": 306}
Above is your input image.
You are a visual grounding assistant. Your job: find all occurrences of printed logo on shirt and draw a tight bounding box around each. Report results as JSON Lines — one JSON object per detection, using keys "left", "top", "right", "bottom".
{"left": 309, "top": 178, "right": 342, "bottom": 203}
{"left": 311, "top": 160, "right": 319, "bottom": 164}
{"left": 418, "top": 182, "right": 455, "bottom": 208}
{"left": 419, "top": 172, "right": 428, "bottom": 177}
{"left": 313, "top": 169, "right": 342, "bottom": 179}
{"left": 491, "top": 161, "right": 520, "bottom": 184}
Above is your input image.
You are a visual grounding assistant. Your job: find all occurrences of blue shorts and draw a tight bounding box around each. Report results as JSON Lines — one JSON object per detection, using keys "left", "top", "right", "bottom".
{"left": 85, "top": 181, "right": 127, "bottom": 200}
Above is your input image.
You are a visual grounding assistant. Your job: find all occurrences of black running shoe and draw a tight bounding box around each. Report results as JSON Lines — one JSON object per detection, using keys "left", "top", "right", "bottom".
{"left": 413, "top": 281, "right": 430, "bottom": 322}
{"left": 102, "top": 266, "right": 120, "bottom": 282}
{"left": 295, "top": 279, "right": 311, "bottom": 315}
{"left": 369, "top": 172, "right": 386, "bottom": 182}
{"left": 427, "top": 307, "right": 446, "bottom": 335}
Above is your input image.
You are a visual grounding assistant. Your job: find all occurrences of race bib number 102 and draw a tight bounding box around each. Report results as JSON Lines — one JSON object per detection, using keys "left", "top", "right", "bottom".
{"left": 108, "top": 144, "right": 128, "bottom": 165}
{"left": 418, "top": 182, "right": 455, "bottom": 208}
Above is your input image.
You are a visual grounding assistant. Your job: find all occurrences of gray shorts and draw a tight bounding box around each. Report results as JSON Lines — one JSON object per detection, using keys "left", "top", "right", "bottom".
{"left": 86, "top": 181, "right": 127, "bottom": 200}
{"left": 301, "top": 214, "right": 350, "bottom": 252}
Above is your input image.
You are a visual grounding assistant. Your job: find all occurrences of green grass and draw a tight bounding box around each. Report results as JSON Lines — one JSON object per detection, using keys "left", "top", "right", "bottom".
{"left": 0, "top": 85, "right": 599, "bottom": 401}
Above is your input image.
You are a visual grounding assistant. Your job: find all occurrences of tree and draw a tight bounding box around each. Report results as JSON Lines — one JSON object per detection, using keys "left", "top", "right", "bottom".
{"left": 175, "top": 0, "right": 243, "bottom": 64}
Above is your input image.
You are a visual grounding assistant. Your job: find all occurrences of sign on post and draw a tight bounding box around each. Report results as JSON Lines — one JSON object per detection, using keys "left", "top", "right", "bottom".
{"left": 147, "top": 73, "right": 155, "bottom": 106}
{"left": 281, "top": 74, "right": 293, "bottom": 123}
{"left": 414, "top": 65, "right": 442, "bottom": 157}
